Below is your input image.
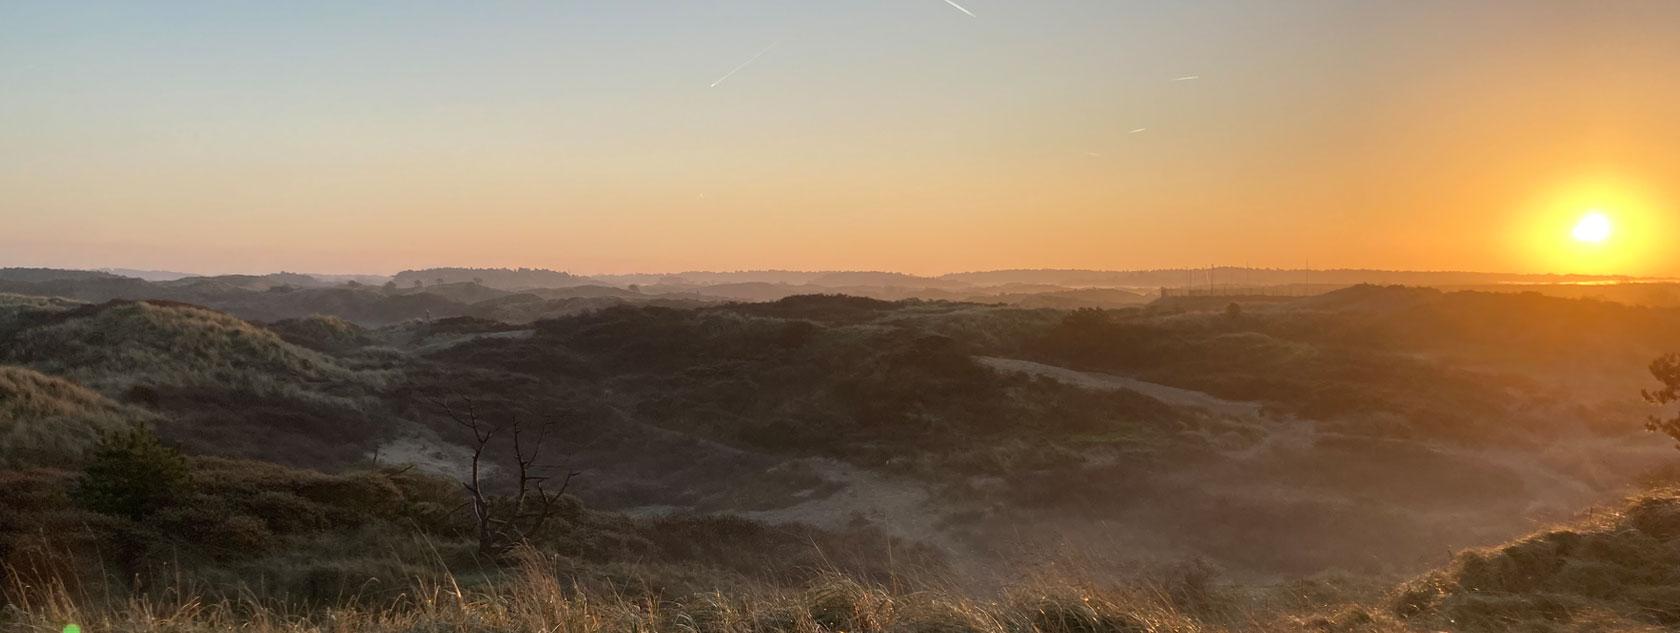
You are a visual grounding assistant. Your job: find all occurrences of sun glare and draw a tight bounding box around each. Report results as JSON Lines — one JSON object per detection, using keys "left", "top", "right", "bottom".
{"left": 1572, "top": 211, "right": 1614, "bottom": 244}
{"left": 1518, "top": 176, "right": 1670, "bottom": 275}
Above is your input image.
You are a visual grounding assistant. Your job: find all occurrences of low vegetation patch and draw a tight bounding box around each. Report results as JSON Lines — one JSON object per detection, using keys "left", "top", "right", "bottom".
{"left": 1394, "top": 488, "right": 1680, "bottom": 631}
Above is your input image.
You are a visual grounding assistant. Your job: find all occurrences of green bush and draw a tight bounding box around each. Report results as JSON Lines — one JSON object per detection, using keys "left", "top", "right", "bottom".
{"left": 72, "top": 424, "right": 190, "bottom": 521}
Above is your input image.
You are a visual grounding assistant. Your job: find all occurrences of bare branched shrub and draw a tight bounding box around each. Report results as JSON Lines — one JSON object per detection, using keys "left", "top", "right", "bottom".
{"left": 430, "top": 394, "right": 579, "bottom": 557}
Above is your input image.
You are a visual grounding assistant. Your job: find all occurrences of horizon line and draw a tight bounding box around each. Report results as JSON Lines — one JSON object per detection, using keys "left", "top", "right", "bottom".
{"left": 4, "top": 264, "right": 1665, "bottom": 282}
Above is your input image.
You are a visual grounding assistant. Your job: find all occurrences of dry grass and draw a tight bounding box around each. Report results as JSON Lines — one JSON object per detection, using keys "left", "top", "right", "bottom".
{"left": 3, "top": 301, "right": 382, "bottom": 394}
{"left": 0, "top": 365, "right": 147, "bottom": 467}
{"left": 0, "top": 539, "right": 1440, "bottom": 633}
{"left": 1392, "top": 488, "right": 1680, "bottom": 632}
{"left": 46, "top": 484, "right": 1680, "bottom": 633}
{"left": 1, "top": 554, "right": 1249, "bottom": 633}
{"left": 30, "top": 481, "right": 1679, "bottom": 633}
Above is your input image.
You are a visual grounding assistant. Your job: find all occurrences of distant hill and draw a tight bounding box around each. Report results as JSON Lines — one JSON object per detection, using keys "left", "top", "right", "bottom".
{"left": 1290, "top": 284, "right": 1680, "bottom": 368}
{"left": 101, "top": 269, "right": 387, "bottom": 285}
{"left": 807, "top": 271, "right": 971, "bottom": 289}
{"left": 392, "top": 267, "right": 593, "bottom": 290}
{"left": 98, "top": 268, "right": 199, "bottom": 281}
{"left": 589, "top": 270, "right": 829, "bottom": 286}
{"left": 304, "top": 272, "right": 392, "bottom": 286}
{"left": 2, "top": 265, "right": 1676, "bottom": 330}
{"left": 161, "top": 272, "right": 330, "bottom": 291}
{"left": 0, "top": 268, "right": 128, "bottom": 283}
{"left": 972, "top": 287, "right": 1147, "bottom": 309}
{"left": 639, "top": 282, "right": 804, "bottom": 302}
{"left": 1440, "top": 281, "right": 1680, "bottom": 308}
{"left": 940, "top": 267, "right": 1641, "bottom": 289}
{"left": 0, "top": 275, "right": 473, "bottom": 326}
{"left": 395, "top": 281, "right": 510, "bottom": 304}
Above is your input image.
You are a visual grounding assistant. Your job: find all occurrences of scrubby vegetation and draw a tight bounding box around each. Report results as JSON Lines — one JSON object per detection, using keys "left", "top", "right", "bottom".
{"left": 1394, "top": 489, "right": 1680, "bottom": 631}
{"left": 1030, "top": 287, "right": 1680, "bottom": 446}
{"left": 4, "top": 281, "right": 1680, "bottom": 632}
{"left": 484, "top": 301, "right": 1184, "bottom": 461}
{"left": 3, "top": 452, "right": 937, "bottom": 597}
{"left": 71, "top": 425, "right": 192, "bottom": 521}
{"left": 13, "top": 485, "right": 1680, "bottom": 632}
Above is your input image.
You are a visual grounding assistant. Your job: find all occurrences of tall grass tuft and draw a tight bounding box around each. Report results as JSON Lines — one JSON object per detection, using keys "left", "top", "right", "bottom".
{"left": 0, "top": 549, "right": 1284, "bottom": 633}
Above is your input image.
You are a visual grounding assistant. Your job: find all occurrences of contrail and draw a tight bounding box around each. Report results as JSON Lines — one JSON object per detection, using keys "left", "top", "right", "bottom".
{"left": 942, "top": 0, "right": 976, "bottom": 17}
{"left": 1171, "top": 75, "right": 1200, "bottom": 82}
{"left": 1129, "top": 128, "right": 1148, "bottom": 134}
{"left": 710, "top": 42, "right": 778, "bottom": 88}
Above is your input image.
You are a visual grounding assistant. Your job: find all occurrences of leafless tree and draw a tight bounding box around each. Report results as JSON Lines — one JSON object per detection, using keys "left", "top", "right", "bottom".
{"left": 429, "top": 394, "right": 580, "bottom": 556}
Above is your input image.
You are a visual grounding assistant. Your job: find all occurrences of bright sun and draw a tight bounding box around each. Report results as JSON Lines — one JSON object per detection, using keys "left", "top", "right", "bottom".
{"left": 1572, "top": 211, "right": 1614, "bottom": 244}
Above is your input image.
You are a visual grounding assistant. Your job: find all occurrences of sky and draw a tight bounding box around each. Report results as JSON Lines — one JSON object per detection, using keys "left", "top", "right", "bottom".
{"left": 3, "top": 1, "right": 1678, "bottom": 276}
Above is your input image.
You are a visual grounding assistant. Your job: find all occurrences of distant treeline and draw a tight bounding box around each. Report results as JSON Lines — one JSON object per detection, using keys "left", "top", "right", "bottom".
{"left": 390, "top": 267, "right": 591, "bottom": 290}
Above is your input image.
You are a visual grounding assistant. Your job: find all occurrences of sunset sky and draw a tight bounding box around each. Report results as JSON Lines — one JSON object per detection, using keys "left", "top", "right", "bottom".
{"left": 3, "top": 1, "right": 1678, "bottom": 276}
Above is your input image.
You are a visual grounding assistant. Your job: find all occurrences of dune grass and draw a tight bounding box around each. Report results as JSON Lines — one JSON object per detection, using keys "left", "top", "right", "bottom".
{"left": 2, "top": 550, "right": 1312, "bottom": 633}
{"left": 1393, "top": 488, "right": 1680, "bottom": 632}
{"left": 0, "top": 365, "right": 146, "bottom": 467}
{"left": 4, "top": 301, "right": 381, "bottom": 394}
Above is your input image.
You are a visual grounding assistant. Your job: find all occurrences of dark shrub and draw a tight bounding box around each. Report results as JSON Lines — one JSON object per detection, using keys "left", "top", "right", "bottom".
{"left": 72, "top": 424, "right": 190, "bottom": 521}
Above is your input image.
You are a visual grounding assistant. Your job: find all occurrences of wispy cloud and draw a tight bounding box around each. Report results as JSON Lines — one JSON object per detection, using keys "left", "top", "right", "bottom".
{"left": 1129, "top": 128, "right": 1148, "bottom": 134}
{"left": 1171, "top": 75, "right": 1200, "bottom": 82}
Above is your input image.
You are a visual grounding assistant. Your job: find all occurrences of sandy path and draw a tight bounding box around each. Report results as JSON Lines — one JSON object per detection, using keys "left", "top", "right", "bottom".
{"left": 977, "top": 356, "right": 1262, "bottom": 417}
{"left": 372, "top": 424, "right": 490, "bottom": 481}
{"left": 736, "top": 458, "right": 947, "bottom": 546}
